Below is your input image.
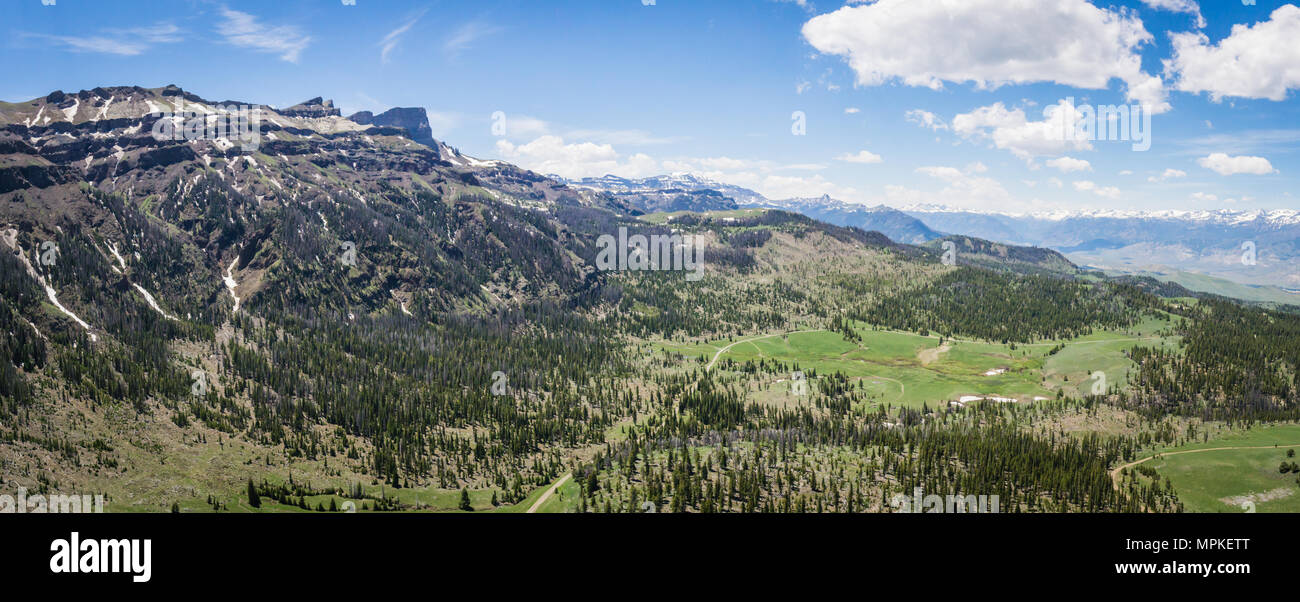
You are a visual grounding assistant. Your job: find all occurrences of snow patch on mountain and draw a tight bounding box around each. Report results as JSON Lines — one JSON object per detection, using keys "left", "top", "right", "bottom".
{"left": 132, "top": 283, "right": 177, "bottom": 321}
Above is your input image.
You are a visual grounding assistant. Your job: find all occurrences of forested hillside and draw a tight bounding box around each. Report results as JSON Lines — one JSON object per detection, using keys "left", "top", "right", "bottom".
{"left": 2, "top": 85, "right": 1296, "bottom": 513}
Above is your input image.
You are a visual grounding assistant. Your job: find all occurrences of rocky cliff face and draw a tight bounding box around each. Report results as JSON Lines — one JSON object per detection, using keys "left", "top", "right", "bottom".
{"left": 280, "top": 97, "right": 342, "bottom": 119}
{"left": 348, "top": 107, "right": 436, "bottom": 148}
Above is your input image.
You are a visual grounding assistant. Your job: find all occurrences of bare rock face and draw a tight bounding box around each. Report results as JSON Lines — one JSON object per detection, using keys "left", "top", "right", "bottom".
{"left": 281, "top": 97, "right": 342, "bottom": 119}
{"left": 348, "top": 107, "right": 435, "bottom": 148}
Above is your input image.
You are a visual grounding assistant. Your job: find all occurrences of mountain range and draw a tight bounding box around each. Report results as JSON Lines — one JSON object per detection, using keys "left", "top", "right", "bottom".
{"left": 566, "top": 173, "right": 1300, "bottom": 298}
{"left": 3, "top": 82, "right": 1295, "bottom": 517}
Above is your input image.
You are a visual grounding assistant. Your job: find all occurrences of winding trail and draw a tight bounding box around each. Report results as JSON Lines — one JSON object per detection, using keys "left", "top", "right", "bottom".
{"left": 1110, "top": 444, "right": 1300, "bottom": 491}
{"left": 862, "top": 374, "right": 906, "bottom": 400}
{"left": 526, "top": 473, "right": 571, "bottom": 514}
{"left": 705, "top": 329, "right": 827, "bottom": 371}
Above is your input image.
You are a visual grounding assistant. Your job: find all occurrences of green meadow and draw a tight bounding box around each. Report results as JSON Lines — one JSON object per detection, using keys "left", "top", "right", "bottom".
{"left": 1136, "top": 424, "right": 1300, "bottom": 513}
{"left": 651, "top": 316, "right": 1179, "bottom": 409}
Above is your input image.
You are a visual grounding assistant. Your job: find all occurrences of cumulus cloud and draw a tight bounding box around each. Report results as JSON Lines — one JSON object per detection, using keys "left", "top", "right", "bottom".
{"left": 836, "top": 150, "right": 883, "bottom": 164}
{"left": 1046, "top": 157, "right": 1092, "bottom": 173}
{"left": 1073, "top": 180, "right": 1122, "bottom": 199}
{"left": 1197, "top": 153, "right": 1277, "bottom": 176}
{"left": 494, "top": 136, "right": 860, "bottom": 201}
{"left": 803, "top": 0, "right": 1169, "bottom": 112}
{"left": 952, "top": 101, "right": 1092, "bottom": 161}
{"left": 904, "top": 109, "right": 948, "bottom": 131}
{"left": 1147, "top": 168, "right": 1187, "bottom": 182}
{"left": 1139, "top": 0, "right": 1205, "bottom": 28}
{"left": 495, "top": 136, "right": 658, "bottom": 179}
{"left": 1165, "top": 5, "right": 1300, "bottom": 102}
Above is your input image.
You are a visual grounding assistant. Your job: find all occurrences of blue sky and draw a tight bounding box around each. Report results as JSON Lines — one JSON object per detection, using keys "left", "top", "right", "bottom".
{"left": 3, "top": 0, "right": 1298, "bottom": 214}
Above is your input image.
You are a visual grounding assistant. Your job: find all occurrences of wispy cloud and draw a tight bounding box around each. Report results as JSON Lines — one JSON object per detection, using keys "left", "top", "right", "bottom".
{"left": 23, "top": 22, "right": 181, "bottom": 56}
{"left": 1175, "top": 129, "right": 1300, "bottom": 157}
{"left": 217, "top": 7, "right": 311, "bottom": 63}
{"left": 444, "top": 21, "right": 503, "bottom": 60}
{"left": 380, "top": 8, "right": 428, "bottom": 64}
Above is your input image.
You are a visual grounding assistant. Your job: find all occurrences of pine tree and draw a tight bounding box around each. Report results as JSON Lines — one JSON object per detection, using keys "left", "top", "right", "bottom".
{"left": 247, "top": 478, "right": 261, "bottom": 508}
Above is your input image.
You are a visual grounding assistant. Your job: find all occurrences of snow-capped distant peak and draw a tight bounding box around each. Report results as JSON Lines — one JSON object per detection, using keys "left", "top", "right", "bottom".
{"left": 900, "top": 204, "right": 1300, "bottom": 225}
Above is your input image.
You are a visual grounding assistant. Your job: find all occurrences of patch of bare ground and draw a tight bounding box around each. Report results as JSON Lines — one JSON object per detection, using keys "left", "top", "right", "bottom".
{"left": 917, "top": 342, "right": 951, "bottom": 366}
{"left": 1221, "top": 488, "right": 1295, "bottom": 507}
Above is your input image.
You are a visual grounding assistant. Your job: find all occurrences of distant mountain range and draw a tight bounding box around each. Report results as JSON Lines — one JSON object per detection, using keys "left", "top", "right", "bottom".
{"left": 561, "top": 175, "right": 940, "bottom": 243}
{"left": 751, "top": 195, "right": 941, "bottom": 244}
{"left": 903, "top": 205, "right": 1300, "bottom": 292}
{"left": 567, "top": 173, "right": 1300, "bottom": 298}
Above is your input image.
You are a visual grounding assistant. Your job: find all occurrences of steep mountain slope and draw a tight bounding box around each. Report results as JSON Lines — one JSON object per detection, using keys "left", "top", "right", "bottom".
{"left": 922, "top": 235, "right": 1079, "bottom": 276}
{"left": 3, "top": 85, "right": 1292, "bottom": 515}
{"left": 0, "top": 84, "right": 660, "bottom": 504}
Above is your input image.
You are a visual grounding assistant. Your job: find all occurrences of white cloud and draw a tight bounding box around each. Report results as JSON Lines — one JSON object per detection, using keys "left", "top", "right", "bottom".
{"left": 1197, "top": 153, "right": 1277, "bottom": 176}
{"left": 836, "top": 150, "right": 883, "bottom": 164}
{"left": 953, "top": 101, "right": 1092, "bottom": 161}
{"left": 1190, "top": 192, "right": 1218, "bottom": 202}
{"left": 380, "top": 9, "right": 427, "bottom": 64}
{"left": 904, "top": 109, "right": 948, "bottom": 131}
{"left": 444, "top": 21, "right": 503, "bottom": 59}
{"left": 916, "top": 166, "right": 965, "bottom": 181}
{"left": 1046, "top": 157, "right": 1092, "bottom": 173}
{"left": 1139, "top": 0, "right": 1205, "bottom": 28}
{"left": 909, "top": 163, "right": 1017, "bottom": 209}
{"left": 1147, "top": 168, "right": 1187, "bottom": 182}
{"left": 492, "top": 137, "right": 859, "bottom": 201}
{"left": 844, "top": 107, "right": 861, "bottom": 114}
{"left": 495, "top": 136, "right": 658, "bottom": 179}
{"left": 1073, "top": 180, "right": 1122, "bottom": 199}
{"left": 25, "top": 23, "right": 181, "bottom": 56}
{"left": 695, "top": 157, "right": 752, "bottom": 171}
{"left": 217, "top": 8, "right": 310, "bottom": 63}
{"left": 666, "top": 161, "right": 860, "bottom": 201}
{"left": 772, "top": 0, "right": 814, "bottom": 12}
{"left": 803, "top": 0, "right": 1169, "bottom": 112}
{"left": 754, "top": 174, "right": 860, "bottom": 200}
{"left": 1165, "top": 5, "right": 1300, "bottom": 101}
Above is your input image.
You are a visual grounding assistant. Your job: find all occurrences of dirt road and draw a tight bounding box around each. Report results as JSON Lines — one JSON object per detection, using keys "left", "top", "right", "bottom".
{"left": 526, "top": 473, "right": 571, "bottom": 513}
{"left": 1110, "top": 444, "right": 1299, "bottom": 490}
